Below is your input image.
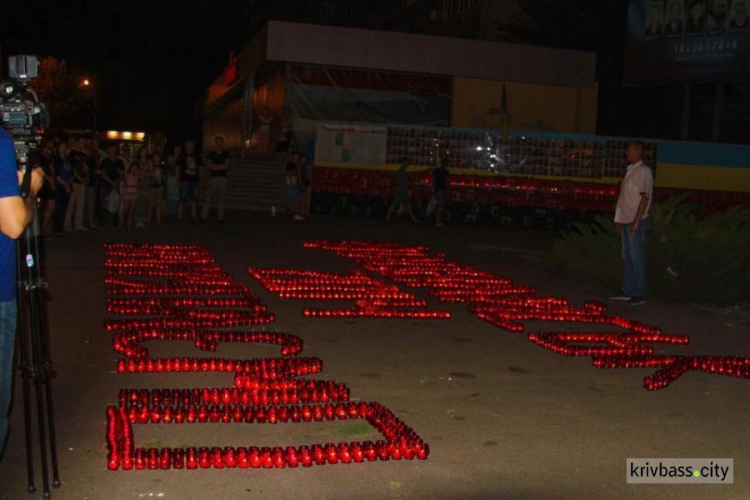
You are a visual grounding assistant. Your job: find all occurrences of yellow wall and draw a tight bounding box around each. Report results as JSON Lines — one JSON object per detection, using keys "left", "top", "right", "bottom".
{"left": 452, "top": 78, "right": 598, "bottom": 134}
{"left": 655, "top": 163, "right": 750, "bottom": 193}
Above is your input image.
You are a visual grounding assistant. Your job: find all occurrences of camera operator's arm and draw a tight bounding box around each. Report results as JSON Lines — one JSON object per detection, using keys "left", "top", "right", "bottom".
{"left": 0, "top": 169, "right": 43, "bottom": 239}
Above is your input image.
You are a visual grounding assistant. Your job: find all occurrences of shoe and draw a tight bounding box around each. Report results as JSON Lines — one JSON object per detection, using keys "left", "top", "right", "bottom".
{"left": 293, "top": 215, "right": 305, "bottom": 220}
{"left": 75, "top": 226, "right": 89, "bottom": 231}
{"left": 434, "top": 222, "right": 444, "bottom": 227}
{"left": 609, "top": 294, "right": 631, "bottom": 301}
{"left": 218, "top": 219, "right": 224, "bottom": 224}
{"left": 90, "top": 223, "right": 98, "bottom": 228}
{"left": 628, "top": 297, "right": 645, "bottom": 306}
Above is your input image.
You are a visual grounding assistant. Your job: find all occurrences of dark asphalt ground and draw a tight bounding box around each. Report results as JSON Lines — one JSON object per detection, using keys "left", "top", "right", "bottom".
{"left": 1, "top": 211, "right": 749, "bottom": 500}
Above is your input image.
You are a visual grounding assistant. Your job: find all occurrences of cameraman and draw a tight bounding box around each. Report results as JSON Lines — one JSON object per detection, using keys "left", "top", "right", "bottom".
{"left": 0, "top": 127, "right": 42, "bottom": 459}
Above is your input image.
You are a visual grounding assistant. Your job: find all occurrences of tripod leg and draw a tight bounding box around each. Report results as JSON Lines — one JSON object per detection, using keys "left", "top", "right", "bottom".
{"left": 15, "top": 241, "right": 36, "bottom": 493}
{"left": 28, "top": 289, "right": 51, "bottom": 498}
{"left": 31, "top": 230, "right": 60, "bottom": 488}
{"left": 22, "top": 222, "right": 51, "bottom": 498}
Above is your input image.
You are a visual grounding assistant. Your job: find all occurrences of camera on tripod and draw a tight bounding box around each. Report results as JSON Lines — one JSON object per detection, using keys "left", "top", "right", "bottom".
{"left": 1, "top": 55, "right": 48, "bottom": 174}
{"left": 2, "top": 55, "right": 60, "bottom": 497}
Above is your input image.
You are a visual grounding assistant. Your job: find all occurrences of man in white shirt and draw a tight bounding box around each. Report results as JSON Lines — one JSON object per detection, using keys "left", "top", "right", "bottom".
{"left": 611, "top": 140, "right": 653, "bottom": 306}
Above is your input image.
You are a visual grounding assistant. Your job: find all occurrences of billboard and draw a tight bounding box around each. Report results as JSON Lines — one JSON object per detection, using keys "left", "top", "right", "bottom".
{"left": 625, "top": 0, "right": 750, "bottom": 84}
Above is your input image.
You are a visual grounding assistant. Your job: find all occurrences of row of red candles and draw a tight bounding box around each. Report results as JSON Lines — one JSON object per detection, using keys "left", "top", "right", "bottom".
{"left": 119, "top": 382, "right": 350, "bottom": 408}
{"left": 113, "top": 330, "right": 304, "bottom": 358}
{"left": 106, "top": 401, "right": 428, "bottom": 470}
{"left": 304, "top": 240, "right": 750, "bottom": 391}
{"left": 119, "top": 401, "right": 372, "bottom": 425}
{"left": 248, "top": 267, "right": 451, "bottom": 318}
{"left": 115, "top": 356, "right": 323, "bottom": 378}
{"left": 104, "top": 243, "right": 430, "bottom": 471}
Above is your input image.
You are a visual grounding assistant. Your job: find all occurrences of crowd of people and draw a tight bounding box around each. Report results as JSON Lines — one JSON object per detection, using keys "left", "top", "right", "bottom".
{"left": 32, "top": 135, "right": 232, "bottom": 235}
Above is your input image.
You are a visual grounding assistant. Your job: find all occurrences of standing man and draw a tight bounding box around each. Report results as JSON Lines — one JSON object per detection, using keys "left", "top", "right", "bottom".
{"left": 177, "top": 140, "right": 202, "bottom": 222}
{"left": 0, "top": 127, "right": 43, "bottom": 459}
{"left": 201, "top": 136, "right": 230, "bottom": 223}
{"left": 64, "top": 138, "right": 89, "bottom": 232}
{"left": 611, "top": 140, "right": 653, "bottom": 306}
{"left": 99, "top": 145, "right": 125, "bottom": 227}
{"left": 432, "top": 159, "right": 450, "bottom": 227}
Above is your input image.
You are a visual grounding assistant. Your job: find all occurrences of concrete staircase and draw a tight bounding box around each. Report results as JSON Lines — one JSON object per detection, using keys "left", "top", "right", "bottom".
{"left": 209, "top": 159, "right": 286, "bottom": 212}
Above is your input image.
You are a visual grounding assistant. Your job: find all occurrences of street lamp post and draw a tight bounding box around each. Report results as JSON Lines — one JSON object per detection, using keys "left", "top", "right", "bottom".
{"left": 80, "top": 78, "right": 98, "bottom": 132}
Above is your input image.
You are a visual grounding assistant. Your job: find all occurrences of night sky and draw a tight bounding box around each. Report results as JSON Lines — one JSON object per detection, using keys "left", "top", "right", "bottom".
{"left": 1, "top": 0, "right": 248, "bottom": 143}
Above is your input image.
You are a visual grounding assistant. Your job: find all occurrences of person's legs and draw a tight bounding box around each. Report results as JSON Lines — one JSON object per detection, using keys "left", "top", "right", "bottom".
{"left": 155, "top": 188, "right": 163, "bottom": 224}
{"left": 302, "top": 186, "right": 311, "bottom": 217}
{"left": 405, "top": 199, "right": 419, "bottom": 223}
{"left": 0, "top": 300, "right": 18, "bottom": 457}
{"left": 73, "top": 183, "right": 86, "bottom": 230}
{"left": 631, "top": 218, "right": 649, "bottom": 299}
{"left": 63, "top": 188, "right": 75, "bottom": 231}
{"left": 386, "top": 200, "right": 397, "bottom": 222}
{"left": 54, "top": 190, "right": 69, "bottom": 234}
{"left": 621, "top": 223, "right": 635, "bottom": 298}
{"left": 201, "top": 178, "right": 218, "bottom": 221}
{"left": 435, "top": 191, "right": 447, "bottom": 225}
{"left": 216, "top": 178, "right": 227, "bottom": 221}
{"left": 42, "top": 199, "right": 56, "bottom": 236}
{"left": 178, "top": 184, "right": 188, "bottom": 220}
{"left": 85, "top": 186, "right": 97, "bottom": 227}
{"left": 189, "top": 183, "right": 198, "bottom": 220}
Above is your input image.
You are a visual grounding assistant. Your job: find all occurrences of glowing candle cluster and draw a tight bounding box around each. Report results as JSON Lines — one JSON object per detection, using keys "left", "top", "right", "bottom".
{"left": 305, "top": 240, "right": 750, "bottom": 391}
{"left": 104, "top": 243, "right": 429, "bottom": 471}
{"left": 248, "top": 267, "right": 450, "bottom": 319}
{"left": 113, "top": 329, "right": 304, "bottom": 358}
{"left": 106, "top": 402, "right": 428, "bottom": 470}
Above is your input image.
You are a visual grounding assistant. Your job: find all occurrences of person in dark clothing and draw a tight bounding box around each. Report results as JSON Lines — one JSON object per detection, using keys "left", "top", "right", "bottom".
{"left": 202, "top": 136, "right": 230, "bottom": 223}
{"left": 64, "top": 138, "right": 89, "bottom": 231}
{"left": 53, "top": 142, "right": 72, "bottom": 234}
{"left": 99, "top": 145, "right": 125, "bottom": 227}
{"left": 432, "top": 159, "right": 450, "bottom": 227}
{"left": 177, "top": 140, "right": 202, "bottom": 221}
{"left": 386, "top": 158, "right": 419, "bottom": 224}
{"left": 36, "top": 144, "right": 57, "bottom": 237}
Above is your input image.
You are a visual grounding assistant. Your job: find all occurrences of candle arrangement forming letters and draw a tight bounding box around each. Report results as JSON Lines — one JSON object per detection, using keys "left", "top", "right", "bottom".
{"left": 104, "top": 243, "right": 429, "bottom": 471}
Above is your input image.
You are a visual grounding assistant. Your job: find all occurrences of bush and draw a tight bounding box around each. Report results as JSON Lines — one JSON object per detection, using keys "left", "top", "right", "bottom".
{"left": 544, "top": 197, "right": 750, "bottom": 306}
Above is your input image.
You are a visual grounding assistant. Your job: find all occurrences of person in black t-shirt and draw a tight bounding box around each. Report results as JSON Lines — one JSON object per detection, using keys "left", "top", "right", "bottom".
{"left": 177, "top": 140, "right": 202, "bottom": 221}
{"left": 64, "top": 138, "right": 89, "bottom": 231}
{"left": 432, "top": 159, "right": 450, "bottom": 227}
{"left": 201, "top": 136, "right": 230, "bottom": 223}
{"left": 99, "top": 145, "right": 125, "bottom": 226}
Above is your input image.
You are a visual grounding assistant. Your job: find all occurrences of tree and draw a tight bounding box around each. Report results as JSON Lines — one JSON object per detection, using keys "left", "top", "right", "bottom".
{"left": 28, "top": 57, "right": 86, "bottom": 129}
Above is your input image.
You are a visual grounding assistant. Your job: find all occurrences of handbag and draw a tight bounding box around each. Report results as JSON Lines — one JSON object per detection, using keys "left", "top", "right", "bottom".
{"left": 107, "top": 190, "right": 122, "bottom": 213}
{"left": 426, "top": 197, "right": 437, "bottom": 216}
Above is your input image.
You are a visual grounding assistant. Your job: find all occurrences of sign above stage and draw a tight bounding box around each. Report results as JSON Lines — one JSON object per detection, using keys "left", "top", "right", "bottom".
{"left": 315, "top": 123, "right": 387, "bottom": 167}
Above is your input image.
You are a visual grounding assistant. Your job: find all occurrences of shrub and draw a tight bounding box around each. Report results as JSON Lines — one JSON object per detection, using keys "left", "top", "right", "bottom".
{"left": 544, "top": 198, "right": 750, "bottom": 306}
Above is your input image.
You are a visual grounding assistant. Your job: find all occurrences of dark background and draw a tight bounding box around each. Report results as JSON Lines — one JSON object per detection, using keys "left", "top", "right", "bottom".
{"left": 2, "top": 0, "right": 748, "bottom": 146}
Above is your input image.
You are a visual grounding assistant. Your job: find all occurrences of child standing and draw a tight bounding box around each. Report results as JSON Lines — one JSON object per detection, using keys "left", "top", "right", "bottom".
{"left": 122, "top": 164, "right": 139, "bottom": 229}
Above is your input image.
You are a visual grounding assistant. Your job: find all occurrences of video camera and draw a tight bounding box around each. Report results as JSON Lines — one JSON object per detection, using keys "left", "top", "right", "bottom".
{"left": 1, "top": 55, "right": 48, "bottom": 172}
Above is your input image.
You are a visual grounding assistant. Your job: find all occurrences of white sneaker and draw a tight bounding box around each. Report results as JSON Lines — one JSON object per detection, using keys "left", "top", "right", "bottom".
{"left": 293, "top": 215, "right": 305, "bottom": 221}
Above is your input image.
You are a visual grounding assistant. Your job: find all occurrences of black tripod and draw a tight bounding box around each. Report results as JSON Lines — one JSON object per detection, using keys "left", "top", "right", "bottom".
{"left": 15, "top": 198, "right": 60, "bottom": 497}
